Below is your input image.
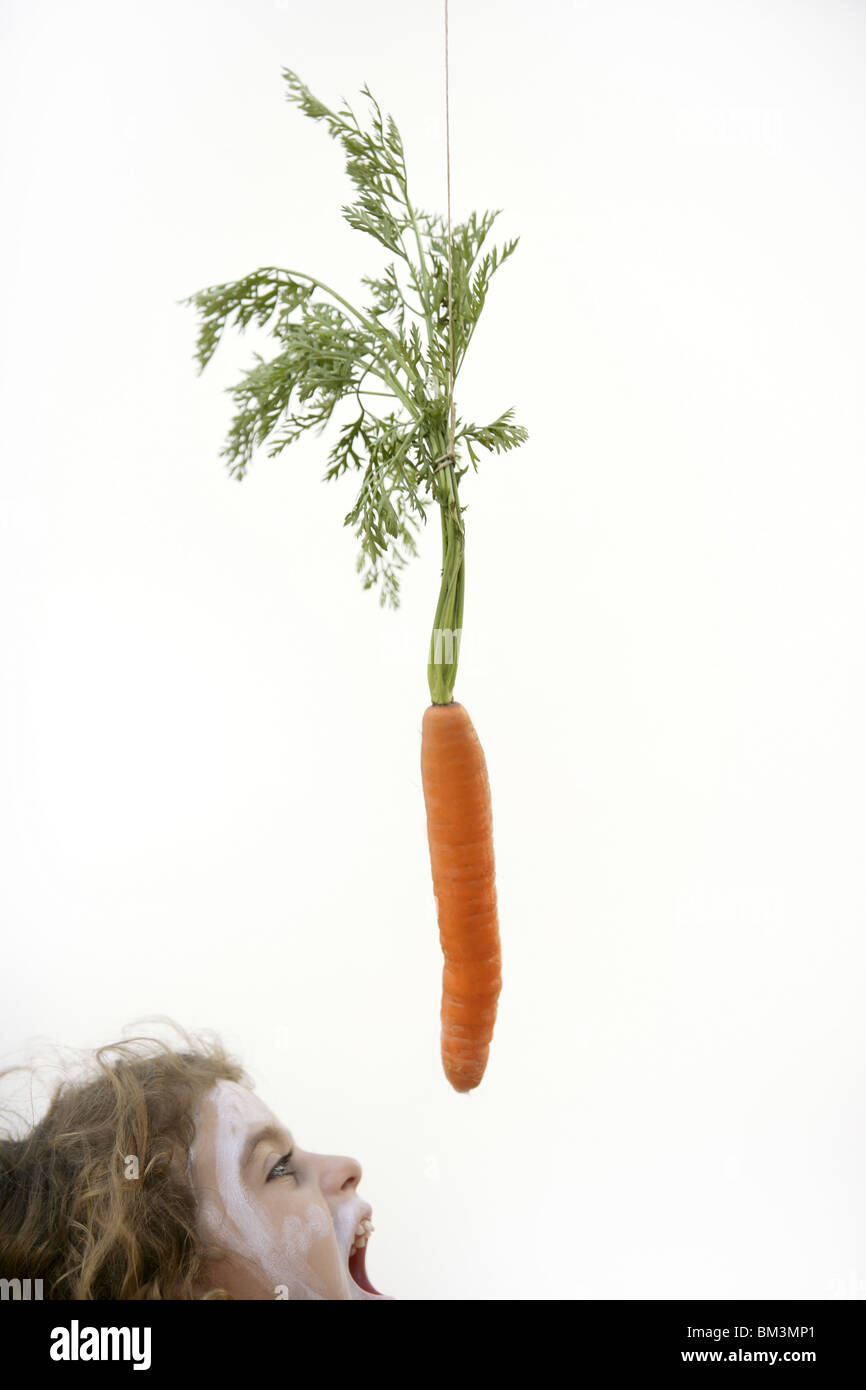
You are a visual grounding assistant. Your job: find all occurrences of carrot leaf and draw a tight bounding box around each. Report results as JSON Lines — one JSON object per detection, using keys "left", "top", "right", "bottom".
{"left": 185, "top": 68, "right": 527, "bottom": 618}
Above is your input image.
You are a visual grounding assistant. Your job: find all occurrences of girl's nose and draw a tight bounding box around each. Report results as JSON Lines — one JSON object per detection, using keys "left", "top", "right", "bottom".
{"left": 318, "top": 1152, "right": 362, "bottom": 1194}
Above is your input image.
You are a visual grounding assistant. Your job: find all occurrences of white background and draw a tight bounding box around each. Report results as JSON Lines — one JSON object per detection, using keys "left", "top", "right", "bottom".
{"left": 2, "top": 0, "right": 865, "bottom": 1299}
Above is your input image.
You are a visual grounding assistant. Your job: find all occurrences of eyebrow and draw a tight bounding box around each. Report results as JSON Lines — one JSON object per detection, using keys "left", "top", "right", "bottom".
{"left": 241, "top": 1125, "right": 293, "bottom": 1173}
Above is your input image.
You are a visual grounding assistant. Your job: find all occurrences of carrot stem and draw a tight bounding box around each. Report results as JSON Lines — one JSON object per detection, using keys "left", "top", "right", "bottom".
{"left": 427, "top": 454, "right": 465, "bottom": 704}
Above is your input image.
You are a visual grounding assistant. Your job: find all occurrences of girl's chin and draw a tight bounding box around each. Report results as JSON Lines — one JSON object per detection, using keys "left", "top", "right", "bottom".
{"left": 348, "top": 1282, "right": 396, "bottom": 1300}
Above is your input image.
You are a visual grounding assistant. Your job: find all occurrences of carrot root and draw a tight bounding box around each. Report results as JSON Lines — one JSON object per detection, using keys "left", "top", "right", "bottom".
{"left": 421, "top": 701, "right": 501, "bottom": 1092}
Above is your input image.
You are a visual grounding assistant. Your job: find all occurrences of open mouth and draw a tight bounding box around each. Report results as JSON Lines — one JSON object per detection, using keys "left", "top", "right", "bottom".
{"left": 347, "top": 1215, "right": 392, "bottom": 1299}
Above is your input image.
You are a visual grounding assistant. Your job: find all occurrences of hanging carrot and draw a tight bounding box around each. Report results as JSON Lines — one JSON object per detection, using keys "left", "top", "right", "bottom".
{"left": 186, "top": 66, "right": 527, "bottom": 1090}
{"left": 421, "top": 703, "right": 500, "bottom": 1091}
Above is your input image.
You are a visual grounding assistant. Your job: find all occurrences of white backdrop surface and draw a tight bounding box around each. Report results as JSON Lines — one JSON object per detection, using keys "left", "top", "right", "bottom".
{"left": 1, "top": 0, "right": 865, "bottom": 1299}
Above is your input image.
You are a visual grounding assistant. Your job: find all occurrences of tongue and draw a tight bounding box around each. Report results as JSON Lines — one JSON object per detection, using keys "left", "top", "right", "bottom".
{"left": 348, "top": 1243, "right": 382, "bottom": 1296}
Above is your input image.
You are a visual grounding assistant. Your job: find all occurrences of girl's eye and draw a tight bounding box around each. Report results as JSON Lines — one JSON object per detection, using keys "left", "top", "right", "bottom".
{"left": 268, "top": 1153, "right": 296, "bottom": 1182}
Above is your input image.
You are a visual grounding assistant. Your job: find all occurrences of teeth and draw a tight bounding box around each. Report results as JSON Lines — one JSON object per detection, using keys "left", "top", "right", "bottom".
{"left": 349, "top": 1218, "right": 374, "bottom": 1256}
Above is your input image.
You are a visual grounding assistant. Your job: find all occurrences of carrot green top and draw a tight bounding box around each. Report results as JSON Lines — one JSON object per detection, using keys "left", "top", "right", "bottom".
{"left": 186, "top": 68, "right": 528, "bottom": 704}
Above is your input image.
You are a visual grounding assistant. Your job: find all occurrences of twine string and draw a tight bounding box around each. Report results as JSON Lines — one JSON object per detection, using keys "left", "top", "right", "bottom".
{"left": 444, "top": 0, "right": 456, "bottom": 474}
{"left": 432, "top": 451, "right": 456, "bottom": 473}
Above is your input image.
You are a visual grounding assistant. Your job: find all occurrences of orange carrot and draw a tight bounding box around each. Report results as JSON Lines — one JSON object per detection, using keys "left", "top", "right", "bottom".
{"left": 421, "top": 701, "right": 501, "bottom": 1092}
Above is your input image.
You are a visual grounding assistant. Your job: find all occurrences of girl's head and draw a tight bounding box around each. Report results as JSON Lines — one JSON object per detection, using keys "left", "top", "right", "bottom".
{"left": 0, "top": 1028, "right": 390, "bottom": 1300}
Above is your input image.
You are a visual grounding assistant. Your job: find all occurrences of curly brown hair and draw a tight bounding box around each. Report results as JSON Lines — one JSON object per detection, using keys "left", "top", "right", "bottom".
{"left": 0, "top": 1025, "right": 248, "bottom": 1299}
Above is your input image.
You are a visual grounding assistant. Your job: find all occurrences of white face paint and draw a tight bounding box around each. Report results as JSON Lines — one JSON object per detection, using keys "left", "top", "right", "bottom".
{"left": 334, "top": 1197, "right": 365, "bottom": 1259}
{"left": 190, "top": 1081, "right": 343, "bottom": 1300}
